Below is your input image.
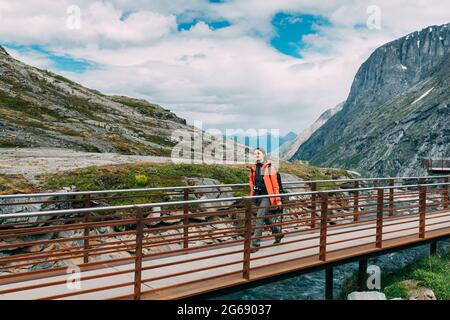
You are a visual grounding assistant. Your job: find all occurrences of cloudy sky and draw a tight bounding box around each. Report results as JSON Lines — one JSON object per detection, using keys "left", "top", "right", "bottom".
{"left": 0, "top": 0, "right": 449, "bottom": 135}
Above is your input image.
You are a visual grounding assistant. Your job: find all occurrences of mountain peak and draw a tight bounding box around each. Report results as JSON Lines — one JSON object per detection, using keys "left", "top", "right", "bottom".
{"left": 292, "top": 23, "right": 450, "bottom": 177}
{"left": 327, "top": 22, "right": 450, "bottom": 126}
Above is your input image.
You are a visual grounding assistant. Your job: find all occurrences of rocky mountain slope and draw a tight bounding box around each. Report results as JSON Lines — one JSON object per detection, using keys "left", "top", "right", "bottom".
{"left": 282, "top": 102, "right": 343, "bottom": 160}
{"left": 279, "top": 131, "right": 298, "bottom": 147}
{"left": 0, "top": 46, "right": 247, "bottom": 158}
{"left": 292, "top": 23, "right": 450, "bottom": 177}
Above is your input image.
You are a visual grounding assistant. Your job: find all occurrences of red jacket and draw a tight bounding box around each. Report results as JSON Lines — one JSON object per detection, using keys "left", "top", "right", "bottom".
{"left": 249, "top": 162, "right": 282, "bottom": 206}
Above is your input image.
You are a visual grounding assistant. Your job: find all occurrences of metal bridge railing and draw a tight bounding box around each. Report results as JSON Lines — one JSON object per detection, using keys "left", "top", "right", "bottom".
{"left": 422, "top": 158, "right": 450, "bottom": 171}
{"left": 1, "top": 174, "right": 449, "bottom": 213}
{"left": 0, "top": 177, "right": 449, "bottom": 300}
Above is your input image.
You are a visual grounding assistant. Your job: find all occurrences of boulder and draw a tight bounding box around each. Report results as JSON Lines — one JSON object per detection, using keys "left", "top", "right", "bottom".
{"left": 183, "top": 177, "right": 236, "bottom": 208}
{"left": 148, "top": 229, "right": 183, "bottom": 253}
{"left": 329, "top": 216, "right": 346, "bottom": 225}
{"left": 57, "top": 230, "right": 85, "bottom": 247}
{"left": 402, "top": 280, "right": 437, "bottom": 300}
{"left": 92, "top": 226, "right": 114, "bottom": 235}
{"left": 347, "top": 291, "right": 387, "bottom": 300}
{"left": 0, "top": 232, "right": 54, "bottom": 253}
{"left": 279, "top": 173, "right": 305, "bottom": 193}
{"left": 0, "top": 188, "right": 76, "bottom": 226}
{"left": 161, "top": 210, "right": 183, "bottom": 224}
{"left": 92, "top": 251, "right": 132, "bottom": 262}
{"left": 0, "top": 197, "right": 47, "bottom": 225}
{"left": 409, "top": 288, "right": 436, "bottom": 300}
{"left": 145, "top": 206, "right": 162, "bottom": 227}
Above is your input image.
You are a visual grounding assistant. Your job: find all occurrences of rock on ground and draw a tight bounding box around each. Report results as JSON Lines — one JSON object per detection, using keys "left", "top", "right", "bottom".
{"left": 347, "top": 291, "right": 387, "bottom": 300}
{"left": 402, "top": 280, "right": 437, "bottom": 300}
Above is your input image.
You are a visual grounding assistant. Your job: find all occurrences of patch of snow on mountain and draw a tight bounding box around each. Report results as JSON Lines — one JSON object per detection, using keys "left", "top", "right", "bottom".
{"left": 412, "top": 87, "right": 434, "bottom": 105}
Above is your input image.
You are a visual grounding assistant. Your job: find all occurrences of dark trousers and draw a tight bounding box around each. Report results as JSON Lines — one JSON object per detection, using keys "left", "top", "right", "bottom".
{"left": 252, "top": 198, "right": 282, "bottom": 247}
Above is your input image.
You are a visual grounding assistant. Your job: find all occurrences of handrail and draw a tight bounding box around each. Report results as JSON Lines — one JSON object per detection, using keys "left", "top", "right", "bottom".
{"left": 1, "top": 181, "right": 448, "bottom": 220}
{"left": 1, "top": 175, "right": 449, "bottom": 199}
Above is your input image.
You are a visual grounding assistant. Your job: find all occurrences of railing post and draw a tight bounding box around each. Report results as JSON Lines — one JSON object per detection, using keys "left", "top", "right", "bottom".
{"left": 444, "top": 177, "right": 449, "bottom": 210}
{"left": 430, "top": 241, "right": 437, "bottom": 255}
{"left": 325, "top": 267, "right": 334, "bottom": 300}
{"left": 358, "top": 258, "right": 368, "bottom": 291}
{"left": 243, "top": 199, "right": 253, "bottom": 280}
{"left": 319, "top": 192, "right": 328, "bottom": 262}
{"left": 134, "top": 207, "right": 144, "bottom": 300}
{"left": 389, "top": 179, "right": 395, "bottom": 216}
{"left": 183, "top": 189, "right": 189, "bottom": 249}
{"left": 310, "top": 182, "right": 317, "bottom": 229}
{"left": 419, "top": 185, "right": 427, "bottom": 239}
{"left": 376, "top": 188, "right": 384, "bottom": 248}
{"left": 83, "top": 194, "right": 91, "bottom": 264}
{"left": 353, "top": 181, "right": 359, "bottom": 222}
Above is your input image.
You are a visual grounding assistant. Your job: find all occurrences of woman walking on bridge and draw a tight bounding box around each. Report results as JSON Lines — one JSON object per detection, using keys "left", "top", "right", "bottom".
{"left": 249, "top": 148, "right": 284, "bottom": 252}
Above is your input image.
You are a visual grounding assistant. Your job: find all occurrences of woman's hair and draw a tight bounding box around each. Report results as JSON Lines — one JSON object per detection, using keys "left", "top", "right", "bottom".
{"left": 254, "top": 147, "right": 266, "bottom": 158}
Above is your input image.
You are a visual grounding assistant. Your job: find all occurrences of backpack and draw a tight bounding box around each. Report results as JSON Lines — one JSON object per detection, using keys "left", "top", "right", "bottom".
{"left": 272, "top": 171, "right": 285, "bottom": 221}
{"left": 276, "top": 172, "right": 285, "bottom": 194}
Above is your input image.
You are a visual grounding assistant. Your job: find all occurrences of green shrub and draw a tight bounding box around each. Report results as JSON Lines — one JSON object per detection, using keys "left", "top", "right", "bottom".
{"left": 338, "top": 248, "right": 450, "bottom": 300}
{"left": 377, "top": 250, "right": 450, "bottom": 300}
{"left": 411, "top": 269, "right": 450, "bottom": 300}
{"left": 135, "top": 174, "right": 149, "bottom": 187}
{"left": 384, "top": 282, "right": 409, "bottom": 299}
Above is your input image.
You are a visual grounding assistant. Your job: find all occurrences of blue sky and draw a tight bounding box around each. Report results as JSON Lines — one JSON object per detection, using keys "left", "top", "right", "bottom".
{"left": 177, "top": 17, "right": 231, "bottom": 31}
{"left": 4, "top": 43, "right": 93, "bottom": 73}
{"left": 176, "top": 11, "right": 332, "bottom": 58}
{"left": 271, "top": 13, "right": 331, "bottom": 58}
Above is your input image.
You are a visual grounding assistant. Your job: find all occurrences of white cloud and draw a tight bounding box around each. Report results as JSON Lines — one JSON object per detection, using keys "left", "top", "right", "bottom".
{"left": 0, "top": 1, "right": 177, "bottom": 47}
{"left": 5, "top": 48, "right": 54, "bottom": 69}
{"left": 0, "top": 0, "right": 449, "bottom": 135}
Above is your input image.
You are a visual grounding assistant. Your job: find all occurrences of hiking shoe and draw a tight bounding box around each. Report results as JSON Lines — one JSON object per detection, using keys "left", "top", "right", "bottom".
{"left": 250, "top": 246, "right": 260, "bottom": 253}
{"left": 273, "top": 235, "right": 284, "bottom": 244}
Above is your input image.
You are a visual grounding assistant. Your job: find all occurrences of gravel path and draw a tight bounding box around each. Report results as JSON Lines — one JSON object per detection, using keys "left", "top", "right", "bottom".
{"left": 0, "top": 148, "right": 176, "bottom": 184}
{"left": 0, "top": 148, "right": 252, "bottom": 187}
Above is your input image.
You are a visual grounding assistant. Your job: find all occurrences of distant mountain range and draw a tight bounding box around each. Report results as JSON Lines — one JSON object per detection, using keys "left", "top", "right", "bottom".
{"left": 291, "top": 23, "right": 450, "bottom": 177}
{"left": 228, "top": 131, "right": 297, "bottom": 153}
{"left": 281, "top": 102, "right": 343, "bottom": 161}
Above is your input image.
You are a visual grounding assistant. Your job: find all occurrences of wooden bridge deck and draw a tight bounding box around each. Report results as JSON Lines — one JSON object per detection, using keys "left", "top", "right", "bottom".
{"left": 1, "top": 210, "right": 449, "bottom": 300}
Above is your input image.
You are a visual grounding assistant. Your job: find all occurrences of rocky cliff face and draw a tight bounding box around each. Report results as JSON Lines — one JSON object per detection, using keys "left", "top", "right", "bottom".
{"left": 0, "top": 45, "right": 247, "bottom": 158}
{"left": 292, "top": 23, "right": 450, "bottom": 177}
{"left": 282, "top": 102, "right": 343, "bottom": 160}
{"left": 0, "top": 46, "right": 8, "bottom": 56}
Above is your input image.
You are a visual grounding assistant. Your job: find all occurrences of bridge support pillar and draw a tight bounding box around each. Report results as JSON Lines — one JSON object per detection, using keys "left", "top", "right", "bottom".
{"left": 325, "top": 266, "right": 333, "bottom": 300}
{"left": 430, "top": 241, "right": 438, "bottom": 255}
{"left": 358, "top": 258, "right": 368, "bottom": 291}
